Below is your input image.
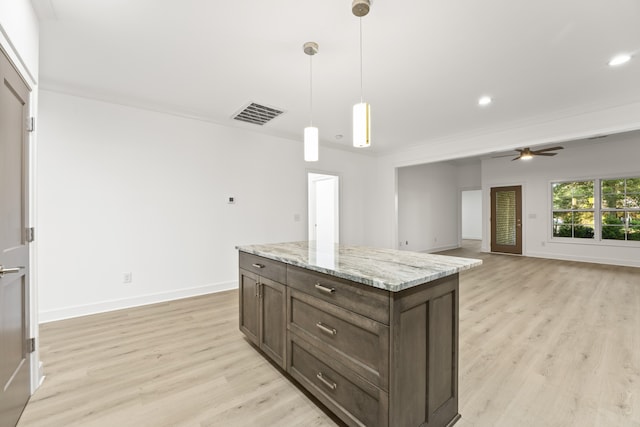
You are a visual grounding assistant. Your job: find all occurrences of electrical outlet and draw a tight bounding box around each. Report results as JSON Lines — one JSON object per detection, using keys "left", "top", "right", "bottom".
{"left": 123, "top": 272, "right": 132, "bottom": 284}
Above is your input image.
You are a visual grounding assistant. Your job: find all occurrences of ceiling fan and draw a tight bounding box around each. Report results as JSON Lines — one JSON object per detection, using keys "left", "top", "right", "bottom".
{"left": 494, "top": 146, "right": 564, "bottom": 161}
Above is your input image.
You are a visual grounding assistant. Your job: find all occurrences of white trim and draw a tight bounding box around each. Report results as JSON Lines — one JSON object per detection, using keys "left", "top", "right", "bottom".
{"left": 423, "top": 244, "right": 460, "bottom": 253}
{"left": 549, "top": 176, "right": 640, "bottom": 246}
{"left": 526, "top": 251, "right": 640, "bottom": 268}
{"left": 39, "top": 281, "right": 237, "bottom": 323}
{"left": 0, "top": 27, "right": 36, "bottom": 87}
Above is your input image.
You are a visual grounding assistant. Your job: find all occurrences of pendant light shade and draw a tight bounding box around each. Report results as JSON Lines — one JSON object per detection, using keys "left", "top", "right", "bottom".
{"left": 352, "top": 0, "right": 371, "bottom": 148}
{"left": 304, "top": 126, "right": 319, "bottom": 161}
{"left": 303, "top": 42, "right": 319, "bottom": 162}
{"left": 352, "top": 102, "right": 370, "bottom": 148}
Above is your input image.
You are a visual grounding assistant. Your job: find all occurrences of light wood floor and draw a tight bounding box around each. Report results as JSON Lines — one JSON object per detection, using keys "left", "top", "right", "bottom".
{"left": 18, "top": 241, "right": 640, "bottom": 427}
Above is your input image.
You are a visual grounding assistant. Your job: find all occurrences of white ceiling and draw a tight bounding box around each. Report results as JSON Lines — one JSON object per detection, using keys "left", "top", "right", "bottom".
{"left": 33, "top": 0, "right": 640, "bottom": 155}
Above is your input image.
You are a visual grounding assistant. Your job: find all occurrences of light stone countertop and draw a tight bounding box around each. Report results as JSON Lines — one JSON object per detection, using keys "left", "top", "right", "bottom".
{"left": 237, "top": 241, "right": 482, "bottom": 292}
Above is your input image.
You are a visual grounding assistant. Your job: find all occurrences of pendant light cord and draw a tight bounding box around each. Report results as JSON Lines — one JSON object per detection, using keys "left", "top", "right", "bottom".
{"left": 309, "top": 54, "right": 313, "bottom": 126}
{"left": 359, "top": 17, "right": 364, "bottom": 103}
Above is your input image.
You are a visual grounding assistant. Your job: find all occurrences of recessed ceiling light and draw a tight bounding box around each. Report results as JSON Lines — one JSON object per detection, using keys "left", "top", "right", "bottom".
{"left": 335, "top": 134, "right": 343, "bottom": 140}
{"left": 478, "top": 96, "right": 492, "bottom": 106}
{"left": 608, "top": 54, "right": 631, "bottom": 67}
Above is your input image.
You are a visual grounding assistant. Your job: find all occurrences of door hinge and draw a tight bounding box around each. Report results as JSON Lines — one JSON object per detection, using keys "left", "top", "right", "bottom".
{"left": 27, "top": 337, "right": 36, "bottom": 353}
{"left": 26, "top": 117, "right": 35, "bottom": 132}
{"left": 26, "top": 227, "right": 35, "bottom": 243}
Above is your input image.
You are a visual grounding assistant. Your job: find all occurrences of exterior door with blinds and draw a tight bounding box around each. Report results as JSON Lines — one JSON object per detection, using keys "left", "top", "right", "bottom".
{"left": 490, "top": 186, "right": 522, "bottom": 254}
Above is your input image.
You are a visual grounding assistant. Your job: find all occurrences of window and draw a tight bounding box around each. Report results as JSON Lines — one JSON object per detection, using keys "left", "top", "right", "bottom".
{"left": 552, "top": 181, "right": 595, "bottom": 239}
{"left": 601, "top": 177, "right": 640, "bottom": 241}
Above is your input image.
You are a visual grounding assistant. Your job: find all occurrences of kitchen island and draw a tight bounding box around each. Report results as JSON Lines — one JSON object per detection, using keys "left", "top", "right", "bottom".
{"left": 237, "top": 241, "right": 481, "bottom": 427}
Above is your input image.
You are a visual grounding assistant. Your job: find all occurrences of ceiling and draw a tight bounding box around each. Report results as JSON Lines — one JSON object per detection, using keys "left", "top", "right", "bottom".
{"left": 32, "top": 0, "right": 640, "bottom": 155}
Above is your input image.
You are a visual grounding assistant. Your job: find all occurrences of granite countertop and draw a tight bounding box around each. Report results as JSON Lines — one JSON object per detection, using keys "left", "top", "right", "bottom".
{"left": 236, "top": 241, "right": 482, "bottom": 292}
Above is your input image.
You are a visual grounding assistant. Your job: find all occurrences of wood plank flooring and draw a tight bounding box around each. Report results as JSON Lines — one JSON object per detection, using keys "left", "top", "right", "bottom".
{"left": 17, "top": 242, "right": 640, "bottom": 426}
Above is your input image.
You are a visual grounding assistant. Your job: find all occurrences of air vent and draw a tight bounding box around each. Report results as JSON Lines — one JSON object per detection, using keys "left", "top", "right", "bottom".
{"left": 232, "top": 102, "right": 284, "bottom": 126}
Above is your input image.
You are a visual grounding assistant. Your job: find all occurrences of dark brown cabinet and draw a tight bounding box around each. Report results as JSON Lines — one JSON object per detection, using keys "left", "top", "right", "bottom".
{"left": 239, "top": 255, "right": 287, "bottom": 369}
{"left": 239, "top": 251, "right": 461, "bottom": 427}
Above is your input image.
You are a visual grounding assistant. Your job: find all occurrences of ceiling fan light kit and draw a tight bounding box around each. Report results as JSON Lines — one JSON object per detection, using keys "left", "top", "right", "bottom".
{"left": 510, "top": 146, "right": 564, "bottom": 161}
{"left": 492, "top": 146, "right": 564, "bottom": 161}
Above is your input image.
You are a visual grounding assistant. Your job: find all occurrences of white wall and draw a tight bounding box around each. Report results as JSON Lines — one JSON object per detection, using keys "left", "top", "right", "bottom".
{"left": 37, "top": 90, "right": 376, "bottom": 322}
{"left": 397, "top": 163, "right": 460, "bottom": 252}
{"left": 481, "top": 132, "right": 640, "bottom": 267}
{"left": 461, "top": 190, "right": 482, "bottom": 239}
{"left": 457, "top": 162, "right": 481, "bottom": 189}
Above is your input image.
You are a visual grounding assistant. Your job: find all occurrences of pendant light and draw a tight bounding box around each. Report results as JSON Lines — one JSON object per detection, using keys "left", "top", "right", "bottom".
{"left": 352, "top": 0, "right": 371, "bottom": 148}
{"left": 303, "top": 42, "right": 319, "bottom": 162}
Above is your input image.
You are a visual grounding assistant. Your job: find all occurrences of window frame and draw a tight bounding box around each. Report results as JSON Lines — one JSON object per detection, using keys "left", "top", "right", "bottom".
{"left": 600, "top": 177, "right": 640, "bottom": 242}
{"left": 550, "top": 175, "right": 640, "bottom": 247}
{"left": 551, "top": 180, "right": 596, "bottom": 240}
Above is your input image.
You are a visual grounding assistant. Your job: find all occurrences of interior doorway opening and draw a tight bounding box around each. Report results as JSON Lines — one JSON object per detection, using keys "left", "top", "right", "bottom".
{"left": 308, "top": 173, "right": 340, "bottom": 245}
{"left": 461, "top": 189, "right": 482, "bottom": 241}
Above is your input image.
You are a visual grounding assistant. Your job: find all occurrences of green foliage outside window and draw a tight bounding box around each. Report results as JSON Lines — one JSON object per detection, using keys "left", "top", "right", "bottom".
{"left": 552, "top": 181, "right": 595, "bottom": 239}
{"left": 601, "top": 177, "right": 640, "bottom": 241}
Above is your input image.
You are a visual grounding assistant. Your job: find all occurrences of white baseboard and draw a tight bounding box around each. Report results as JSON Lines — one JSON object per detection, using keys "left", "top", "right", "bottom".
{"left": 525, "top": 251, "right": 640, "bottom": 268}
{"left": 39, "top": 281, "right": 238, "bottom": 324}
{"left": 424, "top": 243, "right": 460, "bottom": 253}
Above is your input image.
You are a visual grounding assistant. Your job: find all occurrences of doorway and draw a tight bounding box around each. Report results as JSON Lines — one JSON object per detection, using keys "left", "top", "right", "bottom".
{"left": 461, "top": 189, "right": 482, "bottom": 240}
{"left": 308, "top": 173, "right": 339, "bottom": 245}
{"left": 1, "top": 47, "right": 32, "bottom": 427}
{"left": 490, "top": 185, "right": 522, "bottom": 254}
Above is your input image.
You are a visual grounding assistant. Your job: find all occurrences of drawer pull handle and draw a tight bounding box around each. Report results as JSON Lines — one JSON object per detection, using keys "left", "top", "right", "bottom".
{"left": 314, "top": 283, "right": 336, "bottom": 294}
{"left": 252, "top": 263, "right": 265, "bottom": 269}
{"left": 316, "top": 322, "right": 337, "bottom": 336}
{"left": 316, "top": 372, "right": 337, "bottom": 390}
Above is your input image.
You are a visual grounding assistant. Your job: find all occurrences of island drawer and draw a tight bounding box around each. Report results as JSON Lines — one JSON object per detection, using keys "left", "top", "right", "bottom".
{"left": 287, "top": 265, "right": 389, "bottom": 324}
{"left": 288, "top": 288, "right": 389, "bottom": 390}
{"left": 288, "top": 334, "right": 388, "bottom": 427}
{"left": 239, "top": 252, "right": 286, "bottom": 283}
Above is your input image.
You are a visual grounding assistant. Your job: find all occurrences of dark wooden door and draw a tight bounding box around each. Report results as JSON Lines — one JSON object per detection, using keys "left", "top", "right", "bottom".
{"left": 258, "top": 277, "right": 286, "bottom": 369}
{"left": 0, "top": 47, "right": 32, "bottom": 427}
{"left": 491, "top": 186, "right": 522, "bottom": 254}
{"left": 239, "top": 269, "right": 259, "bottom": 346}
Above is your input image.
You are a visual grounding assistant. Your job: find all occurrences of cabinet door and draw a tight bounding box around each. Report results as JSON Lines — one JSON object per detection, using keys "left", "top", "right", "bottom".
{"left": 239, "top": 269, "right": 259, "bottom": 346}
{"left": 259, "top": 277, "right": 287, "bottom": 369}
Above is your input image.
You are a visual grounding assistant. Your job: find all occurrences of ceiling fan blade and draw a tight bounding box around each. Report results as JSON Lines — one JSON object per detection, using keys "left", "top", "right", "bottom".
{"left": 511, "top": 155, "right": 522, "bottom": 161}
{"left": 531, "top": 146, "right": 563, "bottom": 154}
{"left": 535, "top": 152, "right": 558, "bottom": 156}
{"left": 492, "top": 153, "right": 517, "bottom": 158}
